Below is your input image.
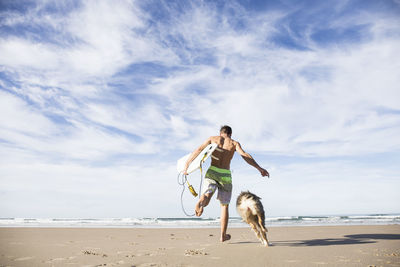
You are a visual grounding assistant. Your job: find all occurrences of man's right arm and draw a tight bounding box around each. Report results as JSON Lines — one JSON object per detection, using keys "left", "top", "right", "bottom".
{"left": 235, "top": 142, "right": 269, "bottom": 177}
{"left": 183, "top": 137, "right": 212, "bottom": 175}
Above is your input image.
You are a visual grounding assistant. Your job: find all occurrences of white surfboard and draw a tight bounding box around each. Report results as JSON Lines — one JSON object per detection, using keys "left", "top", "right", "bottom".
{"left": 177, "top": 143, "right": 218, "bottom": 174}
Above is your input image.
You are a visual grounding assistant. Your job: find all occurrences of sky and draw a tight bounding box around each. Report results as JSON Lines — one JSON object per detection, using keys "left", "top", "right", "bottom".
{"left": 0, "top": 0, "right": 399, "bottom": 219}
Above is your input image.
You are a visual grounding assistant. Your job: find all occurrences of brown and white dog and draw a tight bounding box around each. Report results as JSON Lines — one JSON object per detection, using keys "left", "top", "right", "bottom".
{"left": 236, "top": 191, "right": 269, "bottom": 246}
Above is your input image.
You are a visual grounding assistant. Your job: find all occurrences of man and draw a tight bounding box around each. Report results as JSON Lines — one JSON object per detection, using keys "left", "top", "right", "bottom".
{"left": 183, "top": 125, "right": 269, "bottom": 242}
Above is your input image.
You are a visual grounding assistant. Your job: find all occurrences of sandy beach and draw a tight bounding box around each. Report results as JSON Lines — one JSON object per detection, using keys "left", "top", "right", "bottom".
{"left": 0, "top": 225, "right": 399, "bottom": 267}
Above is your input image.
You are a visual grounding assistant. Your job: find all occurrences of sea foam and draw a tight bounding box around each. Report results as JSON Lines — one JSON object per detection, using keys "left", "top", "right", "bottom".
{"left": 0, "top": 214, "right": 399, "bottom": 228}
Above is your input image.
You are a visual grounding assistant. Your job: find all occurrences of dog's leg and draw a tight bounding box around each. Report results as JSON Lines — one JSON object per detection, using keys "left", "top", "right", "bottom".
{"left": 256, "top": 215, "right": 269, "bottom": 246}
{"left": 249, "top": 221, "right": 264, "bottom": 245}
{"left": 257, "top": 214, "right": 267, "bottom": 233}
{"left": 260, "top": 227, "right": 269, "bottom": 247}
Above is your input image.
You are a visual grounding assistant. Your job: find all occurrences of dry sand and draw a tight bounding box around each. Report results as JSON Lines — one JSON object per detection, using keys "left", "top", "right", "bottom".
{"left": 0, "top": 225, "right": 399, "bottom": 267}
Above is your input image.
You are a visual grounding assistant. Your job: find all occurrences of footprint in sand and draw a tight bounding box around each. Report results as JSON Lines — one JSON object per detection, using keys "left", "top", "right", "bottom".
{"left": 125, "top": 254, "right": 136, "bottom": 258}
{"left": 82, "top": 250, "right": 108, "bottom": 257}
{"left": 385, "top": 252, "right": 399, "bottom": 256}
{"left": 184, "top": 249, "right": 209, "bottom": 256}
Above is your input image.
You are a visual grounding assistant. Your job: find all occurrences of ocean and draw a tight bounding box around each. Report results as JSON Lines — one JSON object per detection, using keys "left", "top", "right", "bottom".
{"left": 0, "top": 214, "right": 399, "bottom": 228}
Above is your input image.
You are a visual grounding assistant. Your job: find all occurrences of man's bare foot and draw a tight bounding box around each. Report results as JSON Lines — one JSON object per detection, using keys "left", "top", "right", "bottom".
{"left": 195, "top": 204, "right": 203, "bottom": 217}
{"left": 220, "top": 234, "right": 231, "bottom": 242}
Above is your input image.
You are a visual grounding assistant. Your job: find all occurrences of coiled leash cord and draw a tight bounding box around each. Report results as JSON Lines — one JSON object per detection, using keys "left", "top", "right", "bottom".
{"left": 177, "top": 173, "right": 196, "bottom": 217}
{"left": 177, "top": 159, "right": 206, "bottom": 217}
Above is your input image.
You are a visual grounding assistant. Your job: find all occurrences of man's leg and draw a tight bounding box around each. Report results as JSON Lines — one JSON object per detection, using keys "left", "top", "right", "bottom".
{"left": 196, "top": 180, "right": 216, "bottom": 217}
{"left": 195, "top": 193, "right": 211, "bottom": 216}
{"left": 220, "top": 204, "right": 231, "bottom": 242}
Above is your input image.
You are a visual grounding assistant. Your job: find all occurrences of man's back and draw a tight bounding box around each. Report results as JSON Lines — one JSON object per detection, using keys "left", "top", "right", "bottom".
{"left": 210, "top": 136, "right": 237, "bottom": 170}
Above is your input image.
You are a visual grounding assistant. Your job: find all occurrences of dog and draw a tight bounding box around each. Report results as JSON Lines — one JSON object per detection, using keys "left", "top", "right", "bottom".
{"left": 236, "top": 191, "right": 269, "bottom": 246}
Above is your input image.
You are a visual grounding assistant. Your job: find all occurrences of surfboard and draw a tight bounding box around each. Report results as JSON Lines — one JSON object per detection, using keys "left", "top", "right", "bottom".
{"left": 177, "top": 143, "right": 218, "bottom": 174}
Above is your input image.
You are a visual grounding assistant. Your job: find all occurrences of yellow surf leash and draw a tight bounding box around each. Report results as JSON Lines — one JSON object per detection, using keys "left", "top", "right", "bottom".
{"left": 187, "top": 181, "right": 198, "bottom": 197}
{"left": 185, "top": 152, "right": 208, "bottom": 197}
{"left": 177, "top": 152, "right": 209, "bottom": 216}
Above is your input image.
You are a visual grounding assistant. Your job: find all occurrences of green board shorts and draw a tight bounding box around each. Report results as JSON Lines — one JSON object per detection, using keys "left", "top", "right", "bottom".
{"left": 202, "top": 166, "right": 232, "bottom": 205}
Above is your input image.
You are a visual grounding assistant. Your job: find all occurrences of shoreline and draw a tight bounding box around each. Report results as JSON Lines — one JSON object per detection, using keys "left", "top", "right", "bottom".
{"left": 1, "top": 225, "right": 399, "bottom": 266}
{"left": 1, "top": 223, "right": 400, "bottom": 229}
{"left": 1, "top": 214, "right": 399, "bottom": 228}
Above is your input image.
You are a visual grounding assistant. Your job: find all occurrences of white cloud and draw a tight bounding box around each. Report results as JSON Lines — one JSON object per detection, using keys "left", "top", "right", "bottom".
{"left": 0, "top": 38, "right": 60, "bottom": 69}
{"left": 0, "top": 90, "right": 157, "bottom": 163}
{"left": 0, "top": 90, "right": 57, "bottom": 136}
{"left": 0, "top": 0, "right": 178, "bottom": 93}
{"left": 146, "top": 6, "right": 400, "bottom": 156}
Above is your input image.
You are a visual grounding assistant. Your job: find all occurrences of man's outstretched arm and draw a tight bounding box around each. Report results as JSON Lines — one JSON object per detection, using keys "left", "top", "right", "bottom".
{"left": 235, "top": 142, "right": 269, "bottom": 177}
{"left": 183, "top": 137, "right": 212, "bottom": 175}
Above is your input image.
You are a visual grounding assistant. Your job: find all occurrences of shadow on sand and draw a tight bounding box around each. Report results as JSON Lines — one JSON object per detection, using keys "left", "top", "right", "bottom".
{"left": 271, "top": 234, "right": 400, "bottom": 247}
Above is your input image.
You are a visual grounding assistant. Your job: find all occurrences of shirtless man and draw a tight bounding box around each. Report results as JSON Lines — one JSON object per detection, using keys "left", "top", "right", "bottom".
{"left": 183, "top": 125, "right": 269, "bottom": 242}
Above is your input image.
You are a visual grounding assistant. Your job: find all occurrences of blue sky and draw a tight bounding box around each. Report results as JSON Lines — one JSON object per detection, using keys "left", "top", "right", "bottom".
{"left": 0, "top": 0, "right": 399, "bottom": 218}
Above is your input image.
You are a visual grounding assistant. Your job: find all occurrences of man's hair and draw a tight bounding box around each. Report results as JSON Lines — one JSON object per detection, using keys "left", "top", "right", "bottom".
{"left": 220, "top": 125, "right": 232, "bottom": 136}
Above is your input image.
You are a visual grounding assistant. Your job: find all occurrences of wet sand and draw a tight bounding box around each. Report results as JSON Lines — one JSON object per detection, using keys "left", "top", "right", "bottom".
{"left": 0, "top": 225, "right": 399, "bottom": 266}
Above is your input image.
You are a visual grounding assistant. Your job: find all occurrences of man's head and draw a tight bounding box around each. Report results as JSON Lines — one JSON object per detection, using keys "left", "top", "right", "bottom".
{"left": 220, "top": 125, "right": 232, "bottom": 137}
